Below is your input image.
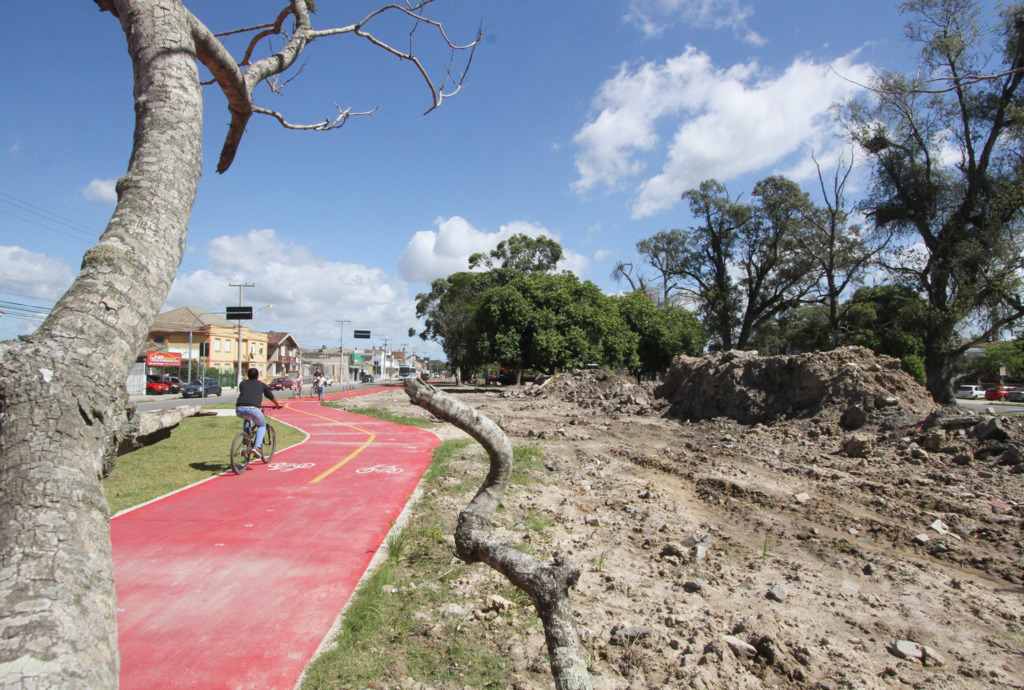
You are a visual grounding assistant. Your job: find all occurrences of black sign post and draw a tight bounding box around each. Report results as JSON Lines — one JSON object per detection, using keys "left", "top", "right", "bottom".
{"left": 226, "top": 306, "right": 253, "bottom": 320}
{"left": 353, "top": 330, "right": 371, "bottom": 339}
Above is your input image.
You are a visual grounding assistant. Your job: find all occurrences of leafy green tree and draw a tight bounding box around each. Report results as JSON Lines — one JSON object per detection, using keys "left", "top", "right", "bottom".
{"left": 418, "top": 235, "right": 568, "bottom": 383}
{"left": 670, "top": 177, "right": 819, "bottom": 350}
{"left": 843, "top": 0, "right": 1024, "bottom": 401}
{"left": 614, "top": 291, "right": 706, "bottom": 379}
{"left": 415, "top": 272, "right": 490, "bottom": 384}
{"left": 962, "top": 340, "right": 1024, "bottom": 382}
{"left": 468, "top": 233, "right": 563, "bottom": 279}
{"left": 474, "top": 273, "right": 637, "bottom": 378}
{"left": 844, "top": 285, "right": 929, "bottom": 382}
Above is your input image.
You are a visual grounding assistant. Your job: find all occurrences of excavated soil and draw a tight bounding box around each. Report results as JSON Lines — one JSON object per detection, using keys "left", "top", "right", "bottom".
{"left": 344, "top": 347, "right": 1024, "bottom": 689}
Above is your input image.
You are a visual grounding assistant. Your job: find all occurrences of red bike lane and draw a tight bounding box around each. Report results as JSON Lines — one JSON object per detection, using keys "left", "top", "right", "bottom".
{"left": 111, "top": 387, "right": 439, "bottom": 689}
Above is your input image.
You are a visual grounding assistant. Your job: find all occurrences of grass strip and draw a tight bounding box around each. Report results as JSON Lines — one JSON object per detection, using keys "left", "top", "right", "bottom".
{"left": 104, "top": 413, "right": 304, "bottom": 514}
{"left": 301, "top": 424, "right": 554, "bottom": 689}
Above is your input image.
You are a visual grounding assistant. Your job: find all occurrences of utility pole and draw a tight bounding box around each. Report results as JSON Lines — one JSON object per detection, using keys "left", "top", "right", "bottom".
{"left": 230, "top": 282, "right": 254, "bottom": 386}
{"left": 336, "top": 318, "right": 350, "bottom": 382}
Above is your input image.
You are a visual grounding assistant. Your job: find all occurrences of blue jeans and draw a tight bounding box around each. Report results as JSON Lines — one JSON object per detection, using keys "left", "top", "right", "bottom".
{"left": 236, "top": 406, "right": 267, "bottom": 448}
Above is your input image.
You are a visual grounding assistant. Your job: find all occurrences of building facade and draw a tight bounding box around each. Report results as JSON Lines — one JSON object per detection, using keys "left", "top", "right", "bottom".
{"left": 148, "top": 306, "right": 281, "bottom": 383}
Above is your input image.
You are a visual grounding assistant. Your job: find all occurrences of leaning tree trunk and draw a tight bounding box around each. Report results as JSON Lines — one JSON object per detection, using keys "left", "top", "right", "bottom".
{"left": 0, "top": 1, "right": 202, "bottom": 685}
{"left": 403, "top": 378, "right": 592, "bottom": 690}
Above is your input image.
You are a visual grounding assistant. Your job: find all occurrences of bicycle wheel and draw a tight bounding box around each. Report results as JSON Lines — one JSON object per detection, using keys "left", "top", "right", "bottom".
{"left": 262, "top": 424, "right": 276, "bottom": 463}
{"left": 230, "top": 431, "right": 250, "bottom": 474}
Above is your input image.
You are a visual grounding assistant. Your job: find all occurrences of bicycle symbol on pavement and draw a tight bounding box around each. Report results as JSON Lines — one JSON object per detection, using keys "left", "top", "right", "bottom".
{"left": 267, "top": 462, "right": 316, "bottom": 472}
{"left": 355, "top": 464, "right": 404, "bottom": 474}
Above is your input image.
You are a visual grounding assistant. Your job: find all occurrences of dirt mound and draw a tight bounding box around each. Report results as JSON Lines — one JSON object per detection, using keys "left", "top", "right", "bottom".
{"left": 519, "top": 368, "right": 664, "bottom": 416}
{"left": 657, "top": 346, "right": 935, "bottom": 425}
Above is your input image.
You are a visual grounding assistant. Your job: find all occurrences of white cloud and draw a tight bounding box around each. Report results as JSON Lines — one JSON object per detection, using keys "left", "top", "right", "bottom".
{"left": 397, "top": 216, "right": 591, "bottom": 284}
{"left": 624, "top": 0, "right": 761, "bottom": 43}
{"left": 163, "top": 229, "right": 423, "bottom": 354}
{"left": 573, "top": 49, "right": 872, "bottom": 218}
{"left": 0, "top": 246, "right": 75, "bottom": 300}
{"left": 83, "top": 178, "right": 117, "bottom": 203}
{"left": 0, "top": 246, "right": 75, "bottom": 340}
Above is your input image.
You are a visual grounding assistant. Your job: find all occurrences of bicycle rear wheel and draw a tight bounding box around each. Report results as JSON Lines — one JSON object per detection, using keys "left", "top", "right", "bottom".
{"left": 262, "top": 424, "right": 276, "bottom": 463}
{"left": 230, "top": 431, "right": 250, "bottom": 474}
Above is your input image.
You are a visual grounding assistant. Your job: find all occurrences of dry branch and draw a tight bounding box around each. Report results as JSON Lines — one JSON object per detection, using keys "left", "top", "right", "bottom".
{"left": 403, "top": 377, "right": 592, "bottom": 690}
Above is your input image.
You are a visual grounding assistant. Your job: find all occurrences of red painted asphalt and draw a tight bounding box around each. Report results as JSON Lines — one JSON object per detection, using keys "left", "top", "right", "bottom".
{"left": 111, "top": 387, "right": 440, "bottom": 689}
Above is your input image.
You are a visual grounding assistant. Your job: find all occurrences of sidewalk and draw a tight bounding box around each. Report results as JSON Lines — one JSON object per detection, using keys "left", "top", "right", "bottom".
{"left": 112, "top": 387, "right": 440, "bottom": 689}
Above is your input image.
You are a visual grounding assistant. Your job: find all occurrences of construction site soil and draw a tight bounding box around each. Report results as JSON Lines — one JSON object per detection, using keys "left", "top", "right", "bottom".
{"left": 341, "top": 347, "right": 1024, "bottom": 689}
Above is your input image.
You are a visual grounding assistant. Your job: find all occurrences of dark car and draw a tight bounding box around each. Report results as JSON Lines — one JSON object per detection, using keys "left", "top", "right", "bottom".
{"left": 1007, "top": 387, "right": 1024, "bottom": 402}
{"left": 181, "top": 378, "right": 223, "bottom": 398}
{"left": 145, "top": 374, "right": 169, "bottom": 395}
{"left": 361, "top": 373, "right": 375, "bottom": 383}
{"left": 985, "top": 385, "right": 1011, "bottom": 401}
{"left": 268, "top": 377, "right": 294, "bottom": 390}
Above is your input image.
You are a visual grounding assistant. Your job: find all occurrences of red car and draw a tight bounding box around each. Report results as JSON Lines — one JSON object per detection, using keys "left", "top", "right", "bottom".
{"left": 268, "top": 377, "right": 294, "bottom": 390}
{"left": 984, "top": 386, "right": 1011, "bottom": 401}
{"left": 146, "top": 375, "right": 169, "bottom": 395}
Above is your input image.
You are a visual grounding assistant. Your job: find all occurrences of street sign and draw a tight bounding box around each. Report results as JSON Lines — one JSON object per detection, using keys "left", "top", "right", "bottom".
{"left": 226, "top": 306, "right": 252, "bottom": 320}
{"left": 353, "top": 330, "right": 371, "bottom": 339}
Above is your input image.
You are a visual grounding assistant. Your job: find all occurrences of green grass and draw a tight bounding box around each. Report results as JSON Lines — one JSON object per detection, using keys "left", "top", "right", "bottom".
{"left": 326, "top": 404, "right": 436, "bottom": 429}
{"left": 103, "top": 414, "right": 304, "bottom": 514}
{"left": 300, "top": 436, "right": 553, "bottom": 689}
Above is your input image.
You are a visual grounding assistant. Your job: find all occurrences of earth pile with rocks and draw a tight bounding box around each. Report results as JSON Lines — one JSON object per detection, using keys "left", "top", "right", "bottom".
{"left": 657, "top": 346, "right": 934, "bottom": 426}
{"left": 341, "top": 349, "right": 1024, "bottom": 688}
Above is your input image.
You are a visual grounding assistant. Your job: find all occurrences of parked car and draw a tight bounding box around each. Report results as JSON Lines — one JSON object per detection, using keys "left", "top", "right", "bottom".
{"left": 181, "top": 378, "right": 223, "bottom": 398}
{"left": 1008, "top": 387, "right": 1024, "bottom": 402}
{"left": 145, "top": 374, "right": 169, "bottom": 395}
{"left": 361, "top": 373, "right": 375, "bottom": 383}
{"left": 955, "top": 385, "right": 986, "bottom": 400}
{"left": 159, "top": 376, "right": 181, "bottom": 394}
{"left": 268, "top": 377, "right": 294, "bottom": 390}
{"left": 322, "top": 375, "right": 333, "bottom": 386}
{"left": 985, "top": 385, "right": 1011, "bottom": 401}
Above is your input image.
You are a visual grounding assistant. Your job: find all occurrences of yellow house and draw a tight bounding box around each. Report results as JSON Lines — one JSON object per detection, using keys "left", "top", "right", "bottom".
{"left": 148, "top": 306, "right": 273, "bottom": 380}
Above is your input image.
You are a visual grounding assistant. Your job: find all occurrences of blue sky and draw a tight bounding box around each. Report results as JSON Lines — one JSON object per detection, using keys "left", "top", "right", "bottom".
{"left": 1, "top": 0, "right": 935, "bottom": 360}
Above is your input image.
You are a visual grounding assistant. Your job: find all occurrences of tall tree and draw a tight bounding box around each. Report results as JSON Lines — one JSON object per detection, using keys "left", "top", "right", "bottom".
{"left": 611, "top": 230, "right": 688, "bottom": 307}
{"left": 415, "top": 272, "right": 488, "bottom": 384}
{"left": 676, "top": 180, "right": 747, "bottom": 349}
{"left": 844, "top": 0, "right": 1024, "bottom": 402}
{"left": 468, "top": 233, "right": 564, "bottom": 279}
{"left": 614, "top": 291, "right": 706, "bottom": 380}
{"left": 474, "top": 273, "right": 637, "bottom": 377}
{"left": 0, "top": 2, "right": 478, "bottom": 685}
{"left": 670, "top": 177, "right": 819, "bottom": 351}
{"left": 735, "top": 176, "right": 819, "bottom": 347}
{"left": 794, "top": 154, "right": 894, "bottom": 347}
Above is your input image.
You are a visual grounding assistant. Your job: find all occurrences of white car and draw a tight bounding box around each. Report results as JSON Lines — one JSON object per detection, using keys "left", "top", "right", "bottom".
{"left": 955, "top": 385, "right": 985, "bottom": 399}
{"left": 323, "top": 375, "right": 333, "bottom": 386}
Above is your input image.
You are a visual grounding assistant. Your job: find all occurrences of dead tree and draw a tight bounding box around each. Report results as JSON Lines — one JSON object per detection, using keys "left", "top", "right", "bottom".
{"left": 0, "top": 2, "right": 478, "bottom": 686}
{"left": 403, "top": 377, "right": 592, "bottom": 690}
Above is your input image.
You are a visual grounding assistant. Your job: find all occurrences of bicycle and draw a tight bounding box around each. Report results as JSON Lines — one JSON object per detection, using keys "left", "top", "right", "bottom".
{"left": 230, "top": 404, "right": 277, "bottom": 474}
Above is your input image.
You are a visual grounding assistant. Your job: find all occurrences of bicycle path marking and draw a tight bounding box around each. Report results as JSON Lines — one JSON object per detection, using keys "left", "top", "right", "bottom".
{"left": 112, "top": 386, "right": 440, "bottom": 689}
{"left": 277, "top": 398, "right": 380, "bottom": 483}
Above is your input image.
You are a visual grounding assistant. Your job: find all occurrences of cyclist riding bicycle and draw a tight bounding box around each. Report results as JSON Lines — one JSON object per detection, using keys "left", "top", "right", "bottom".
{"left": 235, "top": 368, "right": 282, "bottom": 455}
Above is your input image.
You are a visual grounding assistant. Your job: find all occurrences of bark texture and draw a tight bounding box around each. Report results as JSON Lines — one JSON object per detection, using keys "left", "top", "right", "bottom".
{"left": 0, "top": 0, "right": 202, "bottom": 686}
{"left": 403, "top": 377, "right": 592, "bottom": 690}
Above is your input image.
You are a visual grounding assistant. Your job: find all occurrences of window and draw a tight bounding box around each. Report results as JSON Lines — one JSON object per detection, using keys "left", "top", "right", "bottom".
{"left": 214, "top": 339, "right": 220, "bottom": 352}
{"left": 225, "top": 339, "right": 231, "bottom": 353}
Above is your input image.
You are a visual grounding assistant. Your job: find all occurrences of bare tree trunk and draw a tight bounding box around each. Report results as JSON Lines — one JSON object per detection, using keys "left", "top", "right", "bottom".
{"left": 0, "top": 1, "right": 202, "bottom": 685}
{"left": 403, "top": 378, "right": 592, "bottom": 690}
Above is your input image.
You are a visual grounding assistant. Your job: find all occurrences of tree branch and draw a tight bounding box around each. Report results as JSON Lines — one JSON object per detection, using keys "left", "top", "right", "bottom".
{"left": 187, "top": 0, "right": 481, "bottom": 173}
{"left": 403, "top": 377, "right": 592, "bottom": 690}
